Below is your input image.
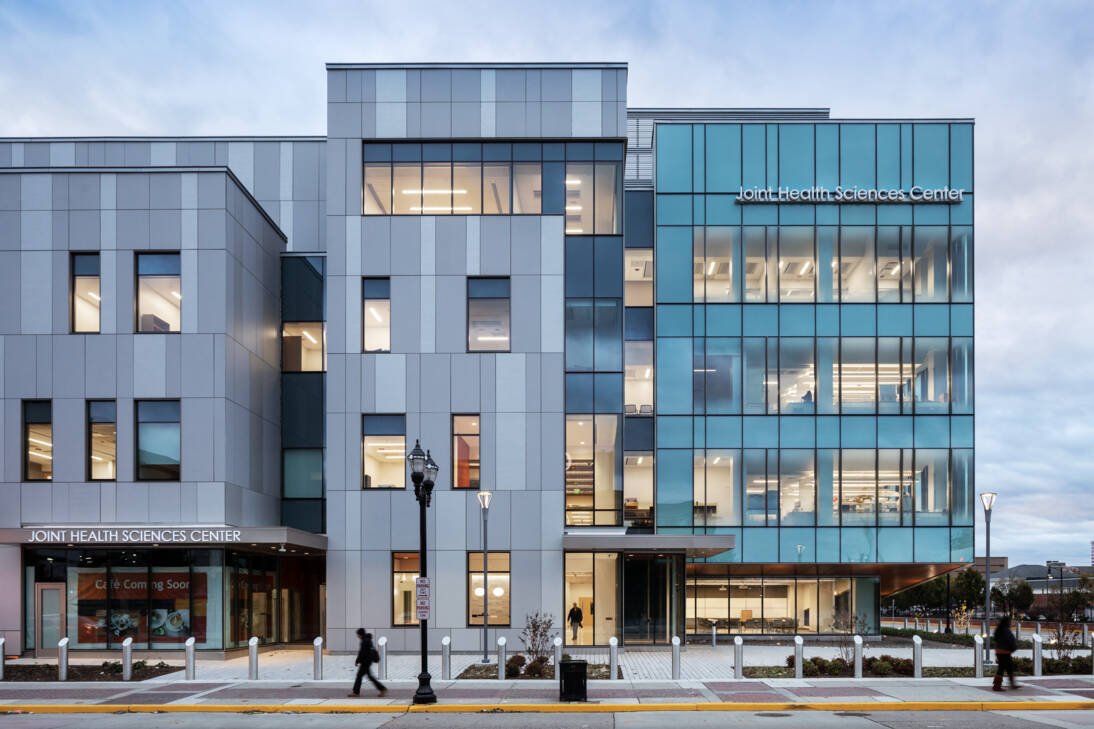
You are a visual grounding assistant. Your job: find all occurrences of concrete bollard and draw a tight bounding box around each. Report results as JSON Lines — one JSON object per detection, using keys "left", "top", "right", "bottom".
{"left": 248, "top": 636, "right": 259, "bottom": 680}
{"left": 122, "top": 637, "right": 133, "bottom": 681}
{"left": 58, "top": 637, "right": 69, "bottom": 681}
{"left": 912, "top": 635, "right": 922, "bottom": 679}
{"left": 497, "top": 637, "right": 507, "bottom": 681}
{"left": 671, "top": 636, "right": 681, "bottom": 680}
{"left": 441, "top": 636, "right": 451, "bottom": 680}
{"left": 377, "top": 636, "right": 388, "bottom": 681}
{"left": 609, "top": 637, "right": 619, "bottom": 681}
{"left": 733, "top": 636, "right": 744, "bottom": 679}
{"left": 0, "top": 637, "right": 5, "bottom": 681}
{"left": 793, "top": 635, "right": 804, "bottom": 679}
{"left": 974, "top": 635, "right": 984, "bottom": 678}
{"left": 553, "top": 636, "right": 563, "bottom": 680}
{"left": 313, "top": 636, "right": 323, "bottom": 680}
{"left": 1032, "top": 634, "right": 1043, "bottom": 676}
{"left": 185, "top": 637, "right": 196, "bottom": 680}
{"left": 853, "top": 635, "right": 863, "bottom": 678}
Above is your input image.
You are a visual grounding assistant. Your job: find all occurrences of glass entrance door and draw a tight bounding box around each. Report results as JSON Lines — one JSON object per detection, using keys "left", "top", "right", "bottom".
{"left": 35, "top": 582, "right": 66, "bottom": 657}
{"left": 622, "top": 554, "right": 684, "bottom": 644}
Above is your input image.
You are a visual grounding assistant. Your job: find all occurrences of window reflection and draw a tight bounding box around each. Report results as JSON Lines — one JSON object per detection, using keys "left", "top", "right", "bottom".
{"left": 914, "top": 337, "right": 949, "bottom": 412}
{"left": 137, "top": 253, "right": 181, "bottom": 333}
{"left": 915, "top": 449, "right": 949, "bottom": 525}
{"left": 840, "top": 338, "right": 876, "bottom": 413}
{"left": 624, "top": 341, "right": 653, "bottom": 415}
{"left": 512, "top": 164, "right": 541, "bottom": 214}
{"left": 594, "top": 162, "right": 621, "bottom": 234}
{"left": 467, "top": 278, "right": 510, "bottom": 352}
{"left": 914, "top": 226, "right": 948, "bottom": 302}
{"left": 839, "top": 227, "right": 875, "bottom": 302}
{"left": 778, "top": 227, "right": 814, "bottom": 301}
{"left": 779, "top": 338, "right": 815, "bottom": 414}
{"left": 624, "top": 451, "right": 654, "bottom": 530}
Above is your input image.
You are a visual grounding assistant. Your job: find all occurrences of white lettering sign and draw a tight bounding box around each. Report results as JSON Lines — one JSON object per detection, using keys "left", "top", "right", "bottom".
{"left": 736, "top": 186, "right": 964, "bottom": 204}
{"left": 27, "top": 528, "right": 243, "bottom": 544}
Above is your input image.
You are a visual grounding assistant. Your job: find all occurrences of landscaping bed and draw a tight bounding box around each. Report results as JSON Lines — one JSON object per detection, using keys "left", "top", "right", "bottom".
{"left": 883, "top": 627, "right": 1034, "bottom": 650}
{"left": 2, "top": 660, "right": 181, "bottom": 682}
{"left": 457, "top": 653, "right": 622, "bottom": 680}
{"left": 782, "top": 653, "right": 1092, "bottom": 677}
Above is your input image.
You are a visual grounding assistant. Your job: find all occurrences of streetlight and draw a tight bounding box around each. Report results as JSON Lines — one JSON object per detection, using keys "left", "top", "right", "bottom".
{"left": 476, "top": 490, "right": 493, "bottom": 664}
{"left": 981, "top": 491, "right": 997, "bottom": 662}
{"left": 407, "top": 440, "right": 438, "bottom": 705}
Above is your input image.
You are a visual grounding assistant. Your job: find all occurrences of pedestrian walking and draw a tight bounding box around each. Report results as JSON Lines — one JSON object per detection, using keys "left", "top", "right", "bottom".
{"left": 567, "top": 602, "right": 584, "bottom": 641}
{"left": 348, "top": 628, "right": 387, "bottom": 697}
{"left": 992, "top": 616, "right": 1021, "bottom": 691}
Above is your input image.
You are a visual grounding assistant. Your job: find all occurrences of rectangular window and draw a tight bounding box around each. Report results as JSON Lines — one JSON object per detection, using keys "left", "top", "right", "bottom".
{"left": 913, "top": 226, "right": 949, "bottom": 302}
{"left": 136, "top": 400, "right": 181, "bottom": 480}
{"left": 281, "top": 323, "right": 326, "bottom": 372}
{"left": 362, "top": 278, "right": 391, "bottom": 353}
{"left": 623, "top": 451, "right": 654, "bottom": 530}
{"left": 467, "top": 278, "right": 510, "bottom": 352}
{"left": 840, "top": 338, "right": 876, "bottom": 414}
{"left": 72, "top": 253, "right": 101, "bottom": 333}
{"left": 778, "top": 227, "right": 815, "bottom": 302}
{"left": 565, "top": 163, "right": 593, "bottom": 234}
{"left": 136, "top": 253, "right": 181, "bottom": 333}
{"left": 841, "top": 449, "right": 876, "bottom": 525}
{"left": 838, "top": 228, "right": 875, "bottom": 303}
{"left": 392, "top": 552, "right": 419, "bottom": 626}
{"left": 564, "top": 552, "right": 619, "bottom": 645}
{"left": 565, "top": 415, "right": 621, "bottom": 525}
{"left": 452, "top": 415, "right": 480, "bottom": 489}
{"left": 779, "top": 339, "right": 815, "bottom": 414}
{"left": 624, "top": 341, "right": 653, "bottom": 415}
{"left": 23, "top": 401, "right": 52, "bottom": 481}
{"left": 283, "top": 449, "right": 323, "bottom": 498}
{"left": 512, "top": 163, "right": 542, "bottom": 214}
{"left": 467, "top": 552, "right": 511, "bottom": 626}
{"left": 914, "top": 338, "right": 949, "bottom": 413}
{"left": 624, "top": 249, "right": 654, "bottom": 306}
{"left": 362, "top": 415, "right": 405, "bottom": 489}
{"left": 87, "top": 400, "right": 117, "bottom": 481}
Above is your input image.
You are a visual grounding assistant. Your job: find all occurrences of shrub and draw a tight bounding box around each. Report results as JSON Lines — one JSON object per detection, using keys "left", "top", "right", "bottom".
{"left": 802, "top": 660, "right": 820, "bottom": 676}
{"left": 827, "top": 658, "right": 847, "bottom": 676}
{"left": 1072, "top": 655, "right": 1093, "bottom": 674}
{"left": 524, "top": 655, "right": 551, "bottom": 678}
{"left": 785, "top": 655, "right": 796, "bottom": 668}
{"left": 505, "top": 653, "right": 527, "bottom": 678}
{"left": 519, "top": 612, "right": 558, "bottom": 663}
{"left": 100, "top": 660, "right": 123, "bottom": 674}
{"left": 562, "top": 653, "right": 572, "bottom": 662}
{"left": 872, "top": 659, "right": 893, "bottom": 676}
{"left": 133, "top": 660, "right": 148, "bottom": 671}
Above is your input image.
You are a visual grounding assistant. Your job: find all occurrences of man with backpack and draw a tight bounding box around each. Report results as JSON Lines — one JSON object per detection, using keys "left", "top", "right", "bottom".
{"left": 348, "top": 628, "right": 387, "bottom": 697}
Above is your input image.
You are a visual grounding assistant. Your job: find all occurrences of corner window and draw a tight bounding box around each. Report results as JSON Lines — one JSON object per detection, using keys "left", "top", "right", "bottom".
{"left": 87, "top": 401, "right": 116, "bottom": 481}
{"left": 136, "top": 400, "right": 181, "bottom": 480}
{"left": 23, "top": 401, "right": 52, "bottom": 481}
{"left": 467, "top": 278, "right": 510, "bottom": 352}
{"left": 72, "top": 253, "right": 101, "bottom": 333}
{"left": 468, "top": 552, "right": 510, "bottom": 626}
{"left": 393, "top": 552, "right": 419, "bottom": 626}
{"left": 136, "top": 253, "right": 181, "bottom": 333}
{"left": 363, "top": 278, "right": 391, "bottom": 353}
{"left": 452, "top": 415, "right": 480, "bottom": 489}
{"left": 362, "top": 415, "right": 405, "bottom": 489}
{"left": 282, "top": 323, "right": 326, "bottom": 372}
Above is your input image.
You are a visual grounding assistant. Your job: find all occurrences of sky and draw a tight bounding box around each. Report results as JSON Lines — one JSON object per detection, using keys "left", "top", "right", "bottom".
{"left": 1, "top": 0, "right": 1092, "bottom": 568}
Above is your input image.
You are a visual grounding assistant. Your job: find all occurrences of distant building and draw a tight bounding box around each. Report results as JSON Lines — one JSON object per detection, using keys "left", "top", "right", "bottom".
{"left": 971, "top": 556, "right": 1009, "bottom": 579}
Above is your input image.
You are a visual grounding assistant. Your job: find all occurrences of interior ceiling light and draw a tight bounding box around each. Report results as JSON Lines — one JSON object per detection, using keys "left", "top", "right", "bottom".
{"left": 28, "top": 437, "right": 52, "bottom": 447}
{"left": 171, "top": 291, "right": 182, "bottom": 300}
{"left": 302, "top": 330, "right": 317, "bottom": 344}
{"left": 368, "top": 306, "right": 383, "bottom": 322}
{"left": 88, "top": 291, "right": 101, "bottom": 301}
{"left": 402, "top": 189, "right": 468, "bottom": 194}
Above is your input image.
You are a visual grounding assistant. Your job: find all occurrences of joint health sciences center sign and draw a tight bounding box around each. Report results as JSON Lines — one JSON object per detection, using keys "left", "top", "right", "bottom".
{"left": 27, "top": 528, "right": 243, "bottom": 544}
{"left": 736, "top": 186, "right": 965, "bottom": 204}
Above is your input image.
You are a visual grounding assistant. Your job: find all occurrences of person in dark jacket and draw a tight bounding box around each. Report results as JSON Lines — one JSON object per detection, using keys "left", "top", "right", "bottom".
{"left": 348, "top": 628, "right": 387, "bottom": 697}
{"left": 993, "top": 616, "right": 1020, "bottom": 691}
{"left": 567, "top": 603, "right": 583, "bottom": 641}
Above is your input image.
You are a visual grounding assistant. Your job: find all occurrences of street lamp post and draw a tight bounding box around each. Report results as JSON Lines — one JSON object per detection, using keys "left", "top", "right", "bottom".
{"left": 476, "top": 490, "right": 493, "bottom": 664}
{"left": 982, "top": 492, "right": 997, "bottom": 662}
{"left": 408, "top": 440, "right": 438, "bottom": 705}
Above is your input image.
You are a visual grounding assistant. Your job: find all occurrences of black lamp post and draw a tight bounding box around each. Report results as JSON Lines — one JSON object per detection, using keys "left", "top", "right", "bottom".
{"left": 408, "top": 440, "right": 438, "bottom": 705}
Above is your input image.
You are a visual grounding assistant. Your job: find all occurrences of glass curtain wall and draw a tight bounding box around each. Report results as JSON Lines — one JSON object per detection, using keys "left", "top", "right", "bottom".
{"left": 564, "top": 552, "right": 619, "bottom": 646}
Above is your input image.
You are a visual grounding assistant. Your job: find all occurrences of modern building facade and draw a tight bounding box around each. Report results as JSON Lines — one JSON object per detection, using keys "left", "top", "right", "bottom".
{"left": 0, "top": 62, "right": 974, "bottom": 655}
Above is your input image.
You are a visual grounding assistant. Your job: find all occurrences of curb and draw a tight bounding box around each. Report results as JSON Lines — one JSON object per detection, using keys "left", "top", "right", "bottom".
{"left": 3, "top": 701, "right": 1094, "bottom": 714}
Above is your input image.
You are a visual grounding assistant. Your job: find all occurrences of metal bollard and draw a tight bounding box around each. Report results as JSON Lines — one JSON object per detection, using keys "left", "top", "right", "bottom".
{"left": 185, "top": 637, "right": 196, "bottom": 680}
{"left": 553, "top": 636, "right": 563, "bottom": 680}
{"left": 0, "top": 637, "right": 4, "bottom": 681}
{"left": 313, "top": 636, "right": 323, "bottom": 680}
{"left": 248, "top": 636, "right": 259, "bottom": 680}
{"left": 122, "top": 637, "right": 133, "bottom": 681}
{"left": 609, "top": 637, "right": 619, "bottom": 680}
{"left": 1015, "top": 621, "right": 1021, "bottom": 641}
{"left": 1032, "top": 634, "right": 1043, "bottom": 676}
{"left": 974, "top": 635, "right": 984, "bottom": 678}
{"left": 853, "top": 635, "right": 863, "bottom": 678}
{"left": 1084, "top": 628, "right": 1090, "bottom": 648}
{"left": 912, "top": 635, "right": 922, "bottom": 679}
{"left": 733, "top": 636, "right": 744, "bottom": 679}
{"left": 497, "top": 637, "right": 507, "bottom": 681}
{"left": 903, "top": 617, "right": 908, "bottom": 630}
{"left": 711, "top": 620, "right": 717, "bottom": 648}
{"left": 58, "top": 637, "right": 69, "bottom": 681}
{"left": 1036, "top": 621, "right": 1042, "bottom": 637}
{"left": 1090, "top": 634, "right": 1094, "bottom": 676}
{"left": 441, "top": 636, "right": 451, "bottom": 680}
{"left": 377, "top": 637, "right": 388, "bottom": 681}
{"left": 793, "top": 635, "right": 804, "bottom": 679}
{"left": 914, "top": 617, "right": 920, "bottom": 631}
{"left": 671, "top": 636, "right": 681, "bottom": 680}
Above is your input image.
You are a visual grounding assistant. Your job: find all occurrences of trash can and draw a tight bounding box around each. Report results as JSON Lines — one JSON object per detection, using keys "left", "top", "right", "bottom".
{"left": 559, "top": 659, "right": 588, "bottom": 701}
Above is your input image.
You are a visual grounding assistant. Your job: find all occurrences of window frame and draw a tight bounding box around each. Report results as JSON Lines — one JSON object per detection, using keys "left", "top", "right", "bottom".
{"left": 71, "top": 252, "right": 101, "bottom": 334}
{"left": 362, "top": 414, "right": 407, "bottom": 490}
{"left": 134, "top": 399, "right": 182, "bottom": 482}
{"left": 86, "top": 399, "right": 117, "bottom": 482}
{"left": 392, "top": 551, "right": 420, "bottom": 627}
{"left": 362, "top": 277, "right": 392, "bottom": 354}
{"left": 134, "top": 252, "right": 182, "bottom": 334}
{"left": 451, "top": 413, "right": 480, "bottom": 490}
{"left": 466, "top": 550, "right": 511, "bottom": 627}
{"left": 281, "top": 322, "right": 327, "bottom": 372}
{"left": 23, "top": 400, "right": 52, "bottom": 482}
{"left": 466, "top": 277, "right": 511, "bottom": 353}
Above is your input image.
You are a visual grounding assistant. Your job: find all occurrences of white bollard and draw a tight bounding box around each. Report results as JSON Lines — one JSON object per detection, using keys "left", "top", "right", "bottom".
{"left": 914, "top": 618, "right": 920, "bottom": 631}
{"left": 122, "top": 636, "right": 133, "bottom": 681}
{"left": 248, "top": 636, "right": 259, "bottom": 680}
{"left": 912, "top": 635, "right": 922, "bottom": 679}
{"left": 903, "top": 617, "right": 908, "bottom": 630}
{"left": 793, "top": 635, "right": 804, "bottom": 679}
{"left": 58, "top": 637, "right": 69, "bottom": 681}
{"left": 609, "top": 637, "right": 619, "bottom": 680}
{"left": 1084, "top": 628, "right": 1090, "bottom": 648}
{"left": 733, "top": 636, "right": 744, "bottom": 679}
{"left": 1015, "top": 621, "right": 1021, "bottom": 641}
{"left": 497, "top": 637, "right": 507, "bottom": 680}
{"left": 711, "top": 620, "right": 717, "bottom": 648}
{"left": 441, "top": 636, "right": 451, "bottom": 680}
{"left": 553, "top": 636, "right": 563, "bottom": 680}
{"left": 1032, "top": 634, "right": 1042, "bottom": 676}
{"left": 853, "top": 635, "right": 863, "bottom": 678}
{"left": 377, "top": 636, "right": 388, "bottom": 680}
{"left": 185, "top": 636, "right": 196, "bottom": 680}
{"left": 313, "top": 636, "right": 323, "bottom": 680}
{"left": 0, "top": 637, "right": 5, "bottom": 681}
{"left": 671, "top": 636, "right": 681, "bottom": 680}
{"left": 1036, "top": 622, "right": 1042, "bottom": 637}
{"left": 974, "top": 635, "right": 984, "bottom": 678}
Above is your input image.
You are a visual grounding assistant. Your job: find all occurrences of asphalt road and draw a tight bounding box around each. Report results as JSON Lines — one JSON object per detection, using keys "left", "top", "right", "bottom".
{"left": 3, "top": 711, "right": 1094, "bottom": 729}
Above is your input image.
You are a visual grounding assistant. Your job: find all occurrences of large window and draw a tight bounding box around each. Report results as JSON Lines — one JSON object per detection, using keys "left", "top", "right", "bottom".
{"left": 363, "top": 278, "right": 391, "bottom": 353}
{"left": 624, "top": 341, "right": 653, "bottom": 415}
{"left": 136, "top": 253, "right": 181, "bottom": 333}
{"left": 565, "top": 415, "right": 621, "bottom": 526}
{"left": 467, "top": 278, "right": 510, "bottom": 352}
{"left": 564, "top": 552, "right": 619, "bottom": 645}
{"left": 282, "top": 323, "right": 325, "bottom": 372}
{"left": 392, "top": 552, "right": 419, "bottom": 626}
{"left": 468, "top": 552, "right": 510, "bottom": 626}
{"left": 452, "top": 415, "right": 480, "bottom": 489}
{"left": 71, "top": 253, "right": 101, "bottom": 333}
{"left": 362, "top": 415, "right": 405, "bottom": 489}
{"left": 87, "top": 401, "right": 116, "bottom": 481}
{"left": 623, "top": 451, "right": 654, "bottom": 530}
{"left": 282, "top": 449, "right": 324, "bottom": 532}
{"left": 136, "top": 400, "right": 181, "bottom": 480}
{"left": 23, "top": 400, "right": 52, "bottom": 481}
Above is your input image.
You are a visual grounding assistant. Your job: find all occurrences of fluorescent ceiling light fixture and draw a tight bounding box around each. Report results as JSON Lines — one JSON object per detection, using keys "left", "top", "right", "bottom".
{"left": 28, "top": 437, "right": 52, "bottom": 447}
{"left": 565, "top": 179, "right": 582, "bottom": 185}
{"left": 565, "top": 205, "right": 583, "bottom": 211}
{"left": 402, "top": 189, "right": 468, "bottom": 194}
{"left": 474, "top": 587, "right": 485, "bottom": 597}
{"left": 410, "top": 206, "right": 473, "bottom": 212}
{"left": 800, "top": 261, "right": 811, "bottom": 275}
{"left": 492, "top": 586, "right": 505, "bottom": 597}
{"left": 28, "top": 451, "right": 52, "bottom": 460}
{"left": 565, "top": 228, "right": 584, "bottom": 234}
{"left": 644, "top": 368, "right": 651, "bottom": 378}
{"left": 708, "top": 261, "right": 716, "bottom": 276}
{"left": 367, "top": 441, "right": 405, "bottom": 447}
{"left": 368, "top": 306, "right": 383, "bottom": 322}
{"left": 302, "top": 330, "right": 317, "bottom": 345}
{"left": 476, "top": 335, "right": 508, "bottom": 341}
{"left": 171, "top": 291, "right": 182, "bottom": 300}
{"left": 713, "top": 456, "right": 721, "bottom": 464}
{"left": 91, "top": 456, "right": 103, "bottom": 462}
{"left": 637, "top": 457, "right": 644, "bottom": 465}
{"left": 88, "top": 292, "right": 101, "bottom": 301}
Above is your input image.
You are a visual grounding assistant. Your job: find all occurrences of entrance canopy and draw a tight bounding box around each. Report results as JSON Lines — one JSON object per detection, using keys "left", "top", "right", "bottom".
{"left": 562, "top": 529, "right": 734, "bottom": 558}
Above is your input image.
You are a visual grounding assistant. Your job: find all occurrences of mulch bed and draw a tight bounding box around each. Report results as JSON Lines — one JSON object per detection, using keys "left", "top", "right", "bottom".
{"left": 457, "top": 663, "right": 623, "bottom": 679}
{"left": 2, "top": 662, "right": 182, "bottom": 682}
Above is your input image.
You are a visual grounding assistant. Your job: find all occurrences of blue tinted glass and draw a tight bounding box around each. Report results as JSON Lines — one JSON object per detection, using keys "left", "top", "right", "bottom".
{"left": 656, "top": 125, "right": 691, "bottom": 192}
{"left": 542, "top": 161, "right": 564, "bottom": 215}
{"left": 742, "top": 305, "right": 777, "bottom": 335}
{"left": 841, "top": 527, "right": 877, "bottom": 563}
{"left": 88, "top": 400, "right": 116, "bottom": 422}
{"left": 362, "top": 277, "right": 390, "bottom": 299}
{"left": 780, "top": 528, "right": 815, "bottom": 562}
{"left": 282, "top": 373, "right": 323, "bottom": 447}
{"left": 542, "top": 143, "right": 565, "bottom": 161}
{"left": 779, "top": 305, "right": 814, "bottom": 336}
{"left": 656, "top": 195, "right": 691, "bottom": 225}
{"left": 656, "top": 337, "right": 693, "bottom": 414}
{"left": 692, "top": 126, "right": 705, "bottom": 193}
{"left": 705, "top": 195, "right": 741, "bottom": 225}
{"left": 742, "top": 528, "right": 778, "bottom": 562}
{"left": 362, "top": 414, "right": 404, "bottom": 435}
{"left": 138, "top": 253, "right": 180, "bottom": 276}
{"left": 624, "top": 416, "right": 654, "bottom": 450}
{"left": 282, "top": 499, "right": 323, "bottom": 533}
{"left": 878, "top": 305, "right": 912, "bottom": 335}
{"left": 949, "top": 124, "right": 973, "bottom": 189}
{"left": 624, "top": 190, "right": 654, "bottom": 247}
{"left": 656, "top": 449, "right": 693, "bottom": 526}
{"left": 951, "top": 449, "right": 974, "bottom": 526}
{"left": 877, "top": 417, "right": 913, "bottom": 448}
{"left": 706, "top": 416, "right": 742, "bottom": 447}
{"left": 741, "top": 125, "right": 766, "bottom": 188}
{"left": 840, "top": 124, "right": 876, "bottom": 188}
{"left": 566, "top": 142, "right": 594, "bottom": 160}
{"left": 766, "top": 125, "right": 778, "bottom": 187}
{"left": 913, "top": 305, "right": 949, "bottom": 335}
{"left": 452, "top": 143, "right": 481, "bottom": 161}
{"left": 913, "top": 124, "right": 948, "bottom": 188}
{"left": 624, "top": 307, "right": 654, "bottom": 340}
{"left": 951, "top": 416, "right": 974, "bottom": 448}
{"left": 914, "top": 528, "right": 950, "bottom": 562}
{"left": 565, "top": 374, "right": 593, "bottom": 412}
{"left": 392, "top": 143, "right": 420, "bottom": 162}
{"left": 363, "top": 143, "right": 392, "bottom": 162}
{"left": 565, "top": 239, "right": 593, "bottom": 297}
{"left": 421, "top": 143, "right": 451, "bottom": 161}
{"left": 705, "top": 338, "right": 742, "bottom": 414}
{"left": 900, "top": 124, "right": 913, "bottom": 189}
{"left": 841, "top": 417, "right": 877, "bottom": 447}
{"left": 594, "top": 237, "right": 623, "bottom": 297}
{"left": 656, "top": 304, "right": 691, "bottom": 336}
{"left": 913, "top": 417, "right": 948, "bottom": 447}
{"left": 741, "top": 416, "right": 778, "bottom": 447}
{"left": 565, "top": 300, "right": 594, "bottom": 371}
{"left": 705, "top": 124, "right": 741, "bottom": 192}
{"left": 779, "top": 124, "right": 813, "bottom": 188}
{"left": 706, "top": 305, "right": 741, "bottom": 336}
{"left": 283, "top": 449, "right": 324, "bottom": 498}
{"left": 878, "top": 528, "right": 913, "bottom": 562}
{"left": 594, "top": 300, "right": 622, "bottom": 370}
{"left": 483, "top": 143, "right": 512, "bottom": 161}
{"left": 72, "top": 253, "right": 100, "bottom": 276}
{"left": 951, "top": 228, "right": 973, "bottom": 302}
{"left": 876, "top": 125, "right": 900, "bottom": 189}
{"left": 655, "top": 226, "right": 693, "bottom": 302}
{"left": 595, "top": 142, "right": 624, "bottom": 161}
{"left": 137, "top": 400, "right": 180, "bottom": 422}
{"left": 657, "top": 416, "right": 692, "bottom": 448}
{"left": 513, "top": 143, "right": 541, "bottom": 161}
{"left": 137, "top": 422, "right": 180, "bottom": 472}
{"left": 816, "top": 124, "right": 838, "bottom": 188}
{"left": 816, "top": 528, "right": 840, "bottom": 561}
{"left": 593, "top": 374, "right": 622, "bottom": 412}
{"left": 841, "top": 305, "right": 876, "bottom": 335}
{"left": 780, "top": 417, "right": 814, "bottom": 447}
{"left": 951, "top": 527, "right": 973, "bottom": 564}
{"left": 467, "top": 278, "right": 509, "bottom": 298}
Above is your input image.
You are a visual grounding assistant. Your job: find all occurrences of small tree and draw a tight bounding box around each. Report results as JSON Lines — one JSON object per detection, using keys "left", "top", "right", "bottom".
{"left": 519, "top": 611, "right": 558, "bottom": 663}
{"left": 992, "top": 578, "right": 1035, "bottom": 618}
{"left": 1047, "top": 575, "right": 1094, "bottom": 622}
{"left": 952, "top": 601, "right": 972, "bottom": 631}
{"left": 952, "top": 568, "right": 985, "bottom": 610}
{"left": 832, "top": 612, "right": 869, "bottom": 663}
